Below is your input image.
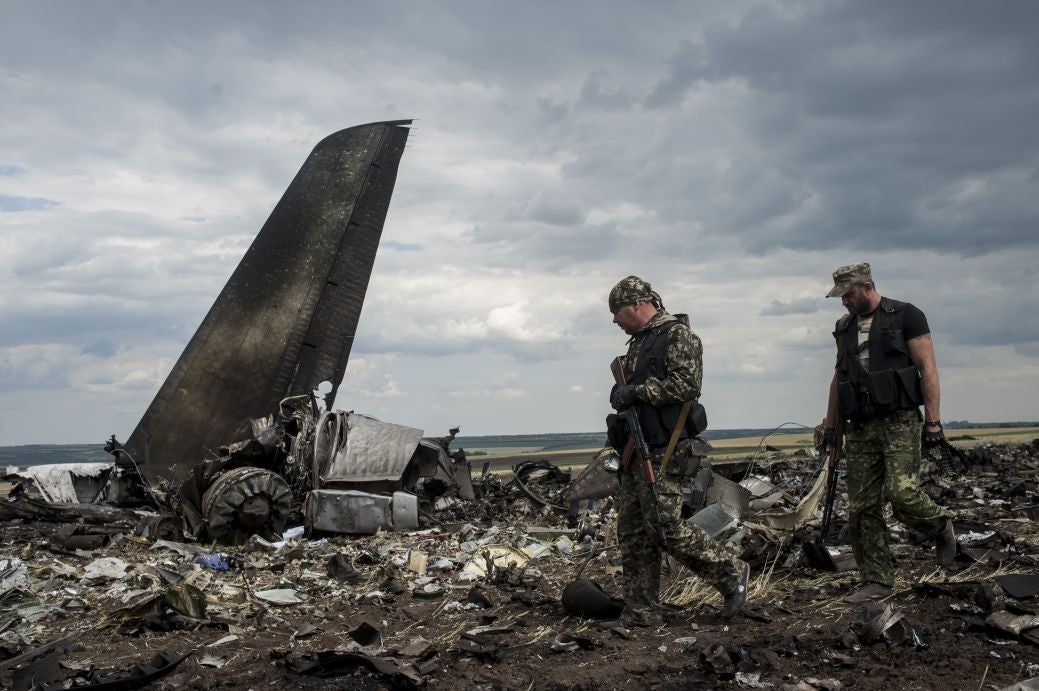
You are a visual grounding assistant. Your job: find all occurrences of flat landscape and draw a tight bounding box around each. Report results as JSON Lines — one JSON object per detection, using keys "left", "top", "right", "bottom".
{"left": 1, "top": 429, "right": 1037, "bottom": 689}
{"left": 460, "top": 425, "right": 1039, "bottom": 472}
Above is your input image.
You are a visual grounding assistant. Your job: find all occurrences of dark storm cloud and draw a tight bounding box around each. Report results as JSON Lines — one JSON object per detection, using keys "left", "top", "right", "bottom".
{"left": 523, "top": 190, "right": 585, "bottom": 226}
{"left": 2, "top": 1, "right": 1037, "bottom": 440}
{"left": 577, "top": 70, "right": 635, "bottom": 112}
{"left": 640, "top": 1, "right": 1039, "bottom": 256}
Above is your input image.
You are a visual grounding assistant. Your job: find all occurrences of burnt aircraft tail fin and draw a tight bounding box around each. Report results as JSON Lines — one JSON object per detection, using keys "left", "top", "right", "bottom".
{"left": 125, "top": 120, "right": 412, "bottom": 480}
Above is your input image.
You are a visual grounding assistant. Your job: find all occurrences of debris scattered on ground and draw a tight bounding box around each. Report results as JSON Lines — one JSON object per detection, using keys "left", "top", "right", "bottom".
{"left": 1, "top": 438, "right": 1036, "bottom": 688}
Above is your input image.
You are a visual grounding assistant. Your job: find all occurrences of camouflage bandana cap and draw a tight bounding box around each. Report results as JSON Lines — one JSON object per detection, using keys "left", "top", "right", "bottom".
{"left": 609, "top": 276, "right": 662, "bottom": 313}
{"left": 826, "top": 262, "right": 872, "bottom": 298}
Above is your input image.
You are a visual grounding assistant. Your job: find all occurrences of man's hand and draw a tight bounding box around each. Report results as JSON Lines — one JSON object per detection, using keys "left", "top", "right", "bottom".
{"left": 610, "top": 384, "right": 638, "bottom": 410}
{"left": 922, "top": 421, "right": 945, "bottom": 446}
{"left": 819, "top": 427, "right": 838, "bottom": 457}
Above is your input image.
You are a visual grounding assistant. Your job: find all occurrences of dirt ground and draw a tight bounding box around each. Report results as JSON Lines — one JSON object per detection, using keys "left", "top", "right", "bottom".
{"left": 1, "top": 441, "right": 1037, "bottom": 690}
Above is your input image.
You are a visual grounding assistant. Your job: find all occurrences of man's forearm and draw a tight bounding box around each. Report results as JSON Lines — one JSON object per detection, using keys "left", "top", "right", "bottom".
{"left": 920, "top": 366, "right": 940, "bottom": 422}
{"left": 907, "top": 333, "right": 941, "bottom": 423}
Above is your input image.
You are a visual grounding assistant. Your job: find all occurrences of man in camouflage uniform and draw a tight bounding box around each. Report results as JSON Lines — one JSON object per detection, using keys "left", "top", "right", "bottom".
{"left": 821, "top": 263, "right": 956, "bottom": 604}
{"left": 607, "top": 276, "right": 749, "bottom": 626}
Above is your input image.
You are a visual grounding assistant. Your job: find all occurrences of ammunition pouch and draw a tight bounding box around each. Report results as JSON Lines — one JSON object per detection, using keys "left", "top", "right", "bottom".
{"left": 664, "top": 447, "right": 697, "bottom": 477}
{"left": 605, "top": 413, "right": 628, "bottom": 451}
{"left": 838, "top": 366, "right": 923, "bottom": 422}
{"left": 688, "top": 401, "right": 708, "bottom": 436}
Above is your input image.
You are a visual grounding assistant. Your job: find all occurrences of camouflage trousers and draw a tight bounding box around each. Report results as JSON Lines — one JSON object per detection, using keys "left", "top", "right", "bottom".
{"left": 846, "top": 409, "right": 948, "bottom": 587}
{"left": 617, "top": 456, "right": 742, "bottom": 624}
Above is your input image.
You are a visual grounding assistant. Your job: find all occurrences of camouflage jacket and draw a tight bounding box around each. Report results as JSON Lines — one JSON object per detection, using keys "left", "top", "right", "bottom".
{"left": 623, "top": 310, "right": 703, "bottom": 406}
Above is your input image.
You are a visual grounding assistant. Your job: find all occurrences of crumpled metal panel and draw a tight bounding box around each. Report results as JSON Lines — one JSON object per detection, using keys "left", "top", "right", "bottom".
{"left": 124, "top": 120, "right": 412, "bottom": 481}
{"left": 8, "top": 463, "right": 112, "bottom": 503}
{"left": 320, "top": 414, "right": 424, "bottom": 484}
{"left": 305, "top": 489, "right": 418, "bottom": 534}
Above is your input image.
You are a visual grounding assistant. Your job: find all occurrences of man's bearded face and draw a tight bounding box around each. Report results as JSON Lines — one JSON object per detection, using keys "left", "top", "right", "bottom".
{"left": 841, "top": 284, "right": 873, "bottom": 316}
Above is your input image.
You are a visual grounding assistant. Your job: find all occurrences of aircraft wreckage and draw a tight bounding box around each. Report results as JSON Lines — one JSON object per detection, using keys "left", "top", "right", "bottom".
{"left": 4, "top": 120, "right": 474, "bottom": 543}
{"left": 3, "top": 120, "right": 832, "bottom": 551}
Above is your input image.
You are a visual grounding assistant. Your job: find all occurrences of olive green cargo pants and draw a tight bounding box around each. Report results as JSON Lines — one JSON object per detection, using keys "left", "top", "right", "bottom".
{"left": 617, "top": 457, "right": 742, "bottom": 624}
{"left": 846, "top": 409, "right": 948, "bottom": 587}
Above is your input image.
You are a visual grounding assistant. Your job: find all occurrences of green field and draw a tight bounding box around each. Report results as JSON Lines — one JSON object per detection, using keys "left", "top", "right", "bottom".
{"left": 467, "top": 425, "right": 1039, "bottom": 472}
{"left": 1, "top": 424, "right": 1035, "bottom": 469}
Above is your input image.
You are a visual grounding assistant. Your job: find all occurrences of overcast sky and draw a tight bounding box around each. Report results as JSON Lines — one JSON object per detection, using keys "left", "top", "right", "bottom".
{"left": 2, "top": 1, "right": 1038, "bottom": 445}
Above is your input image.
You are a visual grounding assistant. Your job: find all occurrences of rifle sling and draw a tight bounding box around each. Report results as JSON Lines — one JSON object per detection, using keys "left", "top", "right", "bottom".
{"left": 659, "top": 400, "right": 692, "bottom": 476}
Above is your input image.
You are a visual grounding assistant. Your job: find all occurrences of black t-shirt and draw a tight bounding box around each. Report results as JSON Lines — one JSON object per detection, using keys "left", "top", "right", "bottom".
{"left": 833, "top": 300, "right": 930, "bottom": 368}
{"left": 901, "top": 302, "right": 930, "bottom": 341}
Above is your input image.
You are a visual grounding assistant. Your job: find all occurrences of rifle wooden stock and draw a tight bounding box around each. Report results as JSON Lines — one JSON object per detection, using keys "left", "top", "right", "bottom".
{"left": 610, "top": 355, "right": 666, "bottom": 545}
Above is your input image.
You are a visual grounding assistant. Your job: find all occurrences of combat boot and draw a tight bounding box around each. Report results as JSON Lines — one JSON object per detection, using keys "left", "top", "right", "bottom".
{"left": 618, "top": 607, "right": 664, "bottom": 628}
{"left": 842, "top": 582, "right": 892, "bottom": 604}
{"left": 721, "top": 560, "right": 750, "bottom": 618}
{"left": 935, "top": 518, "right": 956, "bottom": 567}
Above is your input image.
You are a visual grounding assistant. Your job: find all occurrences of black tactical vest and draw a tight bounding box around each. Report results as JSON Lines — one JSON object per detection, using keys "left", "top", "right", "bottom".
{"left": 834, "top": 296, "right": 924, "bottom": 421}
{"left": 629, "top": 316, "right": 706, "bottom": 447}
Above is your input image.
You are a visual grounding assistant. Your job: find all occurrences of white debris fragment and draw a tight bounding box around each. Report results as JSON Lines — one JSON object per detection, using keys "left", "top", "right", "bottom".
{"left": 150, "top": 540, "right": 204, "bottom": 557}
{"left": 407, "top": 550, "right": 428, "bottom": 574}
{"left": 83, "top": 557, "right": 130, "bottom": 580}
{"left": 254, "top": 588, "right": 304, "bottom": 605}
{"left": 520, "top": 542, "right": 552, "bottom": 559}
{"left": 209, "top": 634, "right": 240, "bottom": 647}
{"left": 462, "top": 545, "right": 529, "bottom": 578}
{"left": 10, "top": 463, "right": 112, "bottom": 503}
{"left": 958, "top": 531, "right": 997, "bottom": 544}
{"left": 735, "top": 672, "right": 766, "bottom": 688}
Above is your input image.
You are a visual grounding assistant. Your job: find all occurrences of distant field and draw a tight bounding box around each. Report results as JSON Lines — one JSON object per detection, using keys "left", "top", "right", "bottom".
{"left": 468, "top": 425, "right": 1039, "bottom": 471}
{"left": 1, "top": 425, "right": 1035, "bottom": 469}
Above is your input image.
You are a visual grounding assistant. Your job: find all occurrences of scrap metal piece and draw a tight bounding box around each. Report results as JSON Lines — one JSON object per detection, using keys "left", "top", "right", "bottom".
{"left": 688, "top": 502, "right": 738, "bottom": 539}
{"left": 0, "top": 497, "right": 139, "bottom": 527}
{"left": 311, "top": 411, "right": 469, "bottom": 501}
{"left": 562, "top": 450, "right": 620, "bottom": 504}
{"left": 133, "top": 514, "right": 184, "bottom": 542}
{"left": 76, "top": 650, "right": 189, "bottom": 691}
{"left": 760, "top": 461, "right": 829, "bottom": 531}
{"left": 997, "top": 574, "right": 1039, "bottom": 600}
{"left": 851, "top": 604, "right": 926, "bottom": 647}
{"left": 462, "top": 545, "right": 529, "bottom": 578}
{"left": 285, "top": 649, "right": 424, "bottom": 685}
{"left": 987, "top": 610, "right": 1039, "bottom": 637}
{"left": 201, "top": 467, "right": 292, "bottom": 544}
{"left": 4, "top": 463, "right": 112, "bottom": 503}
{"left": 12, "top": 651, "right": 61, "bottom": 691}
{"left": 304, "top": 489, "right": 418, "bottom": 534}
{"left": 512, "top": 460, "right": 571, "bottom": 510}
{"left": 703, "top": 472, "right": 751, "bottom": 518}
{"left": 124, "top": 120, "right": 412, "bottom": 482}
{"left": 319, "top": 414, "right": 424, "bottom": 485}
{"left": 0, "top": 634, "right": 77, "bottom": 673}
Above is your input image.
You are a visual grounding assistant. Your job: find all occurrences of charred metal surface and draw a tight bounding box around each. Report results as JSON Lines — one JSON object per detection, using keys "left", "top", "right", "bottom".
{"left": 125, "top": 121, "right": 412, "bottom": 481}
{"left": 201, "top": 466, "right": 292, "bottom": 545}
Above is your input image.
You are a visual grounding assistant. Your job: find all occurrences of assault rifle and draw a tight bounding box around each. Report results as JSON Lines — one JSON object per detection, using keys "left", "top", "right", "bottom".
{"left": 802, "top": 416, "right": 845, "bottom": 570}
{"left": 610, "top": 356, "right": 667, "bottom": 546}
